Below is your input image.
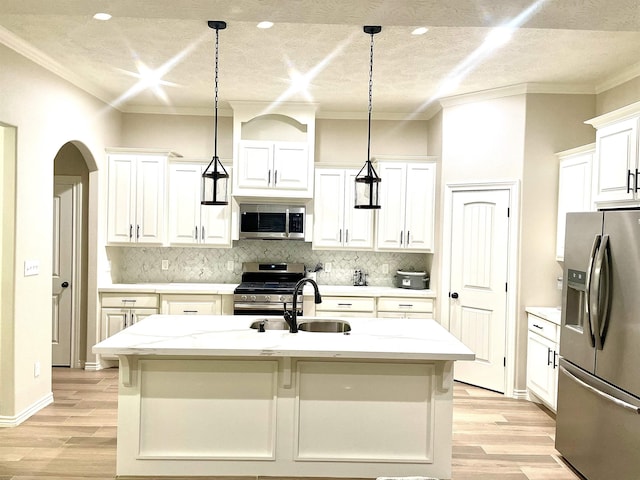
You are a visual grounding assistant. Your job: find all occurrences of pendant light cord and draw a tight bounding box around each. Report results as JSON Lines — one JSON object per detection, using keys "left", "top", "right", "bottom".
{"left": 213, "top": 26, "right": 220, "bottom": 161}
{"left": 366, "top": 30, "right": 374, "bottom": 164}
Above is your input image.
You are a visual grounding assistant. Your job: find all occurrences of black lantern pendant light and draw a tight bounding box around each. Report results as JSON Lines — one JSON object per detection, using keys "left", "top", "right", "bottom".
{"left": 201, "top": 20, "right": 230, "bottom": 206}
{"left": 354, "top": 25, "right": 382, "bottom": 210}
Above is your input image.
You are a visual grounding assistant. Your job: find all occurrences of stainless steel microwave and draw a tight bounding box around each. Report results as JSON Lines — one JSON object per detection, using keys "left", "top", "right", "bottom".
{"left": 239, "top": 204, "right": 305, "bottom": 240}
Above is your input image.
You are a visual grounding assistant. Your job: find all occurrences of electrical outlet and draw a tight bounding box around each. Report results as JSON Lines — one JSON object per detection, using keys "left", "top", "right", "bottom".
{"left": 324, "top": 262, "right": 332, "bottom": 273}
{"left": 24, "top": 260, "right": 39, "bottom": 277}
{"left": 227, "top": 261, "right": 234, "bottom": 272}
{"left": 34, "top": 361, "right": 41, "bottom": 378}
{"left": 382, "top": 263, "right": 389, "bottom": 274}
{"left": 161, "top": 260, "right": 169, "bottom": 270}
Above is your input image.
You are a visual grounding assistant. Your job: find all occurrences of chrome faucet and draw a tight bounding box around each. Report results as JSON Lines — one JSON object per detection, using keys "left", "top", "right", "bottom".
{"left": 284, "top": 278, "right": 322, "bottom": 333}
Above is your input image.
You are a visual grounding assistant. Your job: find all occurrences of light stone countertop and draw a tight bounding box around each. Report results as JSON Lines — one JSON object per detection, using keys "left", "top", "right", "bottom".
{"left": 99, "top": 283, "right": 436, "bottom": 298}
{"left": 525, "top": 306, "right": 562, "bottom": 325}
{"left": 92, "top": 314, "right": 473, "bottom": 361}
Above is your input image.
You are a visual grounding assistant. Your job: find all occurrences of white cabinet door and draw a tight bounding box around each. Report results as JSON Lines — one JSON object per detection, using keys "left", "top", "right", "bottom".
{"left": 404, "top": 163, "right": 435, "bottom": 251}
{"left": 168, "top": 164, "right": 201, "bottom": 245}
{"left": 273, "top": 142, "right": 308, "bottom": 191}
{"left": 101, "top": 308, "right": 128, "bottom": 340}
{"left": 313, "top": 169, "right": 345, "bottom": 248}
{"left": 527, "top": 329, "right": 558, "bottom": 411}
{"left": 313, "top": 169, "right": 373, "bottom": 249}
{"left": 375, "top": 160, "right": 436, "bottom": 252}
{"left": 556, "top": 148, "right": 593, "bottom": 260}
{"left": 344, "top": 170, "right": 373, "bottom": 248}
{"left": 376, "top": 163, "right": 406, "bottom": 249}
{"left": 592, "top": 118, "right": 638, "bottom": 204}
{"left": 162, "top": 294, "right": 222, "bottom": 315}
{"left": 168, "top": 163, "right": 231, "bottom": 247}
{"left": 107, "top": 155, "right": 136, "bottom": 243}
{"left": 237, "top": 140, "right": 309, "bottom": 193}
{"left": 237, "top": 140, "right": 273, "bottom": 189}
{"left": 107, "top": 153, "right": 166, "bottom": 245}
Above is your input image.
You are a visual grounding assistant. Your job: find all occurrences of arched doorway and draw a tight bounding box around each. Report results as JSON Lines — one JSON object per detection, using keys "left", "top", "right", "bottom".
{"left": 52, "top": 141, "right": 96, "bottom": 367}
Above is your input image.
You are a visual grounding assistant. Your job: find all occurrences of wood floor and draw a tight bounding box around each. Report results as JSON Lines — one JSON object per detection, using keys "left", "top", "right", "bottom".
{"left": 0, "top": 368, "right": 584, "bottom": 480}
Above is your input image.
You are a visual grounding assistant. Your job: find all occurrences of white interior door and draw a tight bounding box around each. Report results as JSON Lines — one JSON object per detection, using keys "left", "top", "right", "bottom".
{"left": 52, "top": 180, "right": 75, "bottom": 366}
{"left": 448, "top": 189, "right": 510, "bottom": 392}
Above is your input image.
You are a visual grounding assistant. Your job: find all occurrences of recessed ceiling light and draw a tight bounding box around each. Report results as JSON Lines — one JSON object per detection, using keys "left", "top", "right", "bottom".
{"left": 412, "top": 27, "right": 429, "bottom": 36}
{"left": 257, "top": 21, "right": 274, "bottom": 29}
{"left": 93, "top": 12, "right": 112, "bottom": 21}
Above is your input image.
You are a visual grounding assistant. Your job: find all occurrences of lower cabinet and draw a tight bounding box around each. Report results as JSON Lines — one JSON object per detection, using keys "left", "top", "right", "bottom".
{"left": 314, "top": 296, "right": 375, "bottom": 318}
{"left": 100, "top": 293, "right": 160, "bottom": 360}
{"left": 526, "top": 313, "right": 559, "bottom": 411}
{"left": 377, "top": 297, "right": 434, "bottom": 319}
{"left": 161, "top": 294, "right": 223, "bottom": 315}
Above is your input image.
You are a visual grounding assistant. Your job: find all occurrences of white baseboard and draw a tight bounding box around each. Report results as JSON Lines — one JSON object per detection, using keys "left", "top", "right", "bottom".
{"left": 0, "top": 392, "right": 54, "bottom": 428}
{"left": 512, "top": 389, "right": 529, "bottom": 400}
{"left": 84, "top": 361, "right": 102, "bottom": 371}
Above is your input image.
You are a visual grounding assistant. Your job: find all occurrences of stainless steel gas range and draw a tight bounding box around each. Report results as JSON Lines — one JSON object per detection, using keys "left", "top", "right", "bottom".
{"left": 233, "top": 262, "right": 305, "bottom": 316}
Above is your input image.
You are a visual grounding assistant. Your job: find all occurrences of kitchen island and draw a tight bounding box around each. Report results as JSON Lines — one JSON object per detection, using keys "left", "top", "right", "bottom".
{"left": 92, "top": 315, "right": 474, "bottom": 479}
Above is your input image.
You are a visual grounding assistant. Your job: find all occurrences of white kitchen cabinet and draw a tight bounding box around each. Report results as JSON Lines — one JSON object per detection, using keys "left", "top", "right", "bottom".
{"left": 168, "top": 163, "right": 231, "bottom": 247}
{"left": 377, "top": 297, "right": 434, "bottom": 319}
{"left": 236, "top": 140, "right": 309, "bottom": 192}
{"left": 526, "top": 313, "right": 559, "bottom": 412}
{"left": 107, "top": 151, "right": 174, "bottom": 245}
{"left": 100, "top": 293, "right": 160, "bottom": 359}
{"left": 556, "top": 144, "right": 594, "bottom": 261}
{"left": 161, "top": 294, "right": 222, "bottom": 315}
{"left": 375, "top": 160, "right": 436, "bottom": 252}
{"left": 314, "top": 296, "right": 375, "bottom": 317}
{"left": 313, "top": 168, "right": 373, "bottom": 249}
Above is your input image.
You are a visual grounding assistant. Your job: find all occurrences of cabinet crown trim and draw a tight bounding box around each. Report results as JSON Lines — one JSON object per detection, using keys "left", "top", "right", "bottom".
{"left": 586, "top": 100, "right": 640, "bottom": 129}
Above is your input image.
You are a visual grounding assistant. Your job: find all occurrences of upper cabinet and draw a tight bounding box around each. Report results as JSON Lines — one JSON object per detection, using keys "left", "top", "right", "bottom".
{"left": 586, "top": 102, "right": 640, "bottom": 209}
{"left": 555, "top": 144, "right": 594, "bottom": 261}
{"left": 237, "top": 140, "right": 309, "bottom": 192}
{"left": 106, "top": 149, "right": 179, "bottom": 245}
{"left": 375, "top": 159, "right": 437, "bottom": 252}
{"left": 313, "top": 168, "right": 374, "bottom": 250}
{"left": 167, "top": 162, "right": 232, "bottom": 247}
{"left": 230, "top": 102, "right": 316, "bottom": 199}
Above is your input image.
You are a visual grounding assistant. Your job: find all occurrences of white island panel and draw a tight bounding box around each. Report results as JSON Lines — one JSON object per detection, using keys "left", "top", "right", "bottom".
{"left": 138, "top": 359, "right": 278, "bottom": 459}
{"left": 296, "top": 361, "right": 434, "bottom": 462}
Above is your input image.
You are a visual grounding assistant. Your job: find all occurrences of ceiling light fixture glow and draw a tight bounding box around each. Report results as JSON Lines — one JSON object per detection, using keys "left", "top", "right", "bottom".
{"left": 412, "top": 27, "right": 429, "bottom": 35}
{"left": 93, "top": 12, "right": 112, "bottom": 21}
{"left": 257, "top": 21, "right": 274, "bottom": 29}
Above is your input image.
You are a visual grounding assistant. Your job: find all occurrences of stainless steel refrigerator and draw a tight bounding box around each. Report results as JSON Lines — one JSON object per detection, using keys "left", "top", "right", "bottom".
{"left": 556, "top": 210, "right": 640, "bottom": 480}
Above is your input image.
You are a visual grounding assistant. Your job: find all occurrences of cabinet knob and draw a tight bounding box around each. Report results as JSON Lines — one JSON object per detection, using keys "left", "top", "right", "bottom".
{"left": 450, "top": 292, "right": 459, "bottom": 299}
{"left": 61, "top": 281, "right": 70, "bottom": 288}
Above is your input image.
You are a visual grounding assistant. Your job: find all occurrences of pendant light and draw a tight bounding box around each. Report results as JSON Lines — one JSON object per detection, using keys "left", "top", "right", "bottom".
{"left": 201, "top": 20, "right": 230, "bottom": 206}
{"left": 354, "top": 25, "right": 382, "bottom": 210}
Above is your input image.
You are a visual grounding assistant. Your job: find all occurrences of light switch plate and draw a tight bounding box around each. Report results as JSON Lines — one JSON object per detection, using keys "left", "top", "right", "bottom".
{"left": 24, "top": 260, "right": 39, "bottom": 276}
{"left": 161, "top": 260, "right": 169, "bottom": 270}
{"left": 324, "top": 262, "right": 332, "bottom": 273}
{"left": 227, "top": 261, "right": 234, "bottom": 271}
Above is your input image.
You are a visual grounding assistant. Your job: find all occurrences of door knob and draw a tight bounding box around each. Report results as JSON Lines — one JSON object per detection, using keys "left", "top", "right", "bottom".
{"left": 61, "top": 281, "right": 70, "bottom": 288}
{"left": 450, "top": 292, "right": 459, "bottom": 299}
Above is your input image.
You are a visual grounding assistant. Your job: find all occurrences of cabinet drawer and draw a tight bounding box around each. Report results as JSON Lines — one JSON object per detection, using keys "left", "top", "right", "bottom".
{"left": 377, "top": 297, "right": 434, "bottom": 313}
{"left": 316, "top": 296, "right": 375, "bottom": 313}
{"left": 101, "top": 293, "right": 159, "bottom": 309}
{"left": 161, "top": 294, "right": 222, "bottom": 315}
{"left": 527, "top": 314, "right": 559, "bottom": 343}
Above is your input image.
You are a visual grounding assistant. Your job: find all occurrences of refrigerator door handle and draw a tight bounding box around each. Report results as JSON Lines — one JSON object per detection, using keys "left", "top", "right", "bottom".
{"left": 591, "top": 234, "right": 611, "bottom": 351}
{"left": 585, "top": 234, "right": 601, "bottom": 348}
{"left": 560, "top": 366, "right": 640, "bottom": 414}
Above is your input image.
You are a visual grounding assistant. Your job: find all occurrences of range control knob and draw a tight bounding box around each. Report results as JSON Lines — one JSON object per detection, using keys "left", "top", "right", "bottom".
{"left": 264, "top": 295, "right": 271, "bottom": 302}
{"left": 241, "top": 295, "right": 247, "bottom": 302}
{"left": 250, "top": 295, "right": 257, "bottom": 302}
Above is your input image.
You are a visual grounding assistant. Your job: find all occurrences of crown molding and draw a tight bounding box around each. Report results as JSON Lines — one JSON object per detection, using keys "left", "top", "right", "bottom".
{"left": 596, "top": 61, "right": 640, "bottom": 94}
{"left": 0, "top": 25, "right": 115, "bottom": 108}
{"left": 119, "top": 104, "right": 234, "bottom": 117}
{"left": 585, "top": 99, "right": 640, "bottom": 128}
{"left": 440, "top": 82, "right": 596, "bottom": 108}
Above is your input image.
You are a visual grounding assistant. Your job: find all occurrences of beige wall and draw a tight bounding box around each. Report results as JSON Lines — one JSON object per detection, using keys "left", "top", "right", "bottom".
{"left": 0, "top": 44, "right": 120, "bottom": 422}
{"left": 596, "top": 77, "right": 640, "bottom": 116}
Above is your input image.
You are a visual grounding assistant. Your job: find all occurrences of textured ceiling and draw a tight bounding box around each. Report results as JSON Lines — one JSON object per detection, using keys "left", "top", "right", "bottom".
{"left": 1, "top": 0, "right": 640, "bottom": 117}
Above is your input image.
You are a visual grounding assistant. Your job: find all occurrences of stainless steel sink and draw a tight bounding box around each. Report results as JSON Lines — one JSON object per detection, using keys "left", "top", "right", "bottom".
{"left": 249, "top": 318, "right": 289, "bottom": 331}
{"left": 298, "top": 319, "right": 351, "bottom": 333}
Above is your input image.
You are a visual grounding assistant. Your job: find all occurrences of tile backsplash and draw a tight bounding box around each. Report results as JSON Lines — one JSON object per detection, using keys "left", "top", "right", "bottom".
{"left": 107, "top": 241, "right": 431, "bottom": 287}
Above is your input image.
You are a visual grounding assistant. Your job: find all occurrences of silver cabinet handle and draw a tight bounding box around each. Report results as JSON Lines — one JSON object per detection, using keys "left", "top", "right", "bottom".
{"left": 400, "top": 231, "right": 403, "bottom": 245}
{"left": 399, "top": 304, "right": 414, "bottom": 308}
{"left": 339, "top": 229, "right": 342, "bottom": 242}
{"left": 268, "top": 170, "right": 271, "bottom": 186}
{"left": 407, "top": 230, "right": 410, "bottom": 245}
{"left": 346, "top": 229, "right": 349, "bottom": 243}
{"left": 129, "top": 224, "right": 133, "bottom": 239}
{"left": 123, "top": 313, "right": 128, "bottom": 329}
{"left": 136, "top": 224, "right": 140, "bottom": 239}
{"left": 274, "top": 170, "right": 278, "bottom": 185}
{"left": 195, "top": 226, "right": 198, "bottom": 240}
{"left": 201, "top": 226, "right": 205, "bottom": 240}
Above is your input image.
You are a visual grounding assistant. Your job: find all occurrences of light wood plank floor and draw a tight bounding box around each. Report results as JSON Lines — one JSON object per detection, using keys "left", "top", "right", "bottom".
{"left": 0, "top": 368, "right": 584, "bottom": 480}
